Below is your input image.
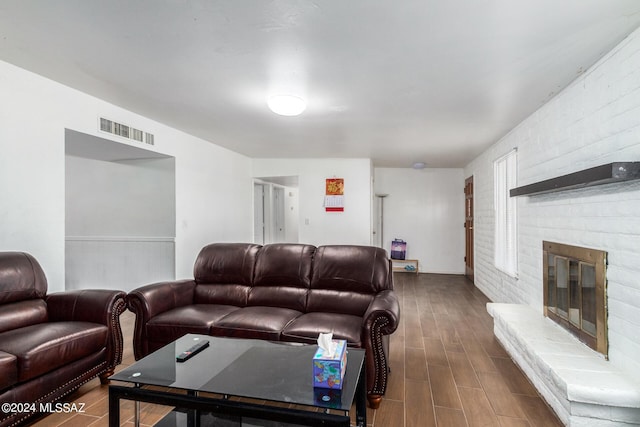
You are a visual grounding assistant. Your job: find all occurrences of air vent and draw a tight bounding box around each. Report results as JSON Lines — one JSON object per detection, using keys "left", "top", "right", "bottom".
{"left": 99, "top": 117, "right": 155, "bottom": 146}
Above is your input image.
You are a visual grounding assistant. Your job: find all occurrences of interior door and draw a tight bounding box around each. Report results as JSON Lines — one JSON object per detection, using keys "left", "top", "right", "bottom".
{"left": 273, "top": 187, "right": 285, "bottom": 242}
{"left": 464, "top": 176, "right": 474, "bottom": 282}
{"left": 253, "top": 183, "right": 265, "bottom": 244}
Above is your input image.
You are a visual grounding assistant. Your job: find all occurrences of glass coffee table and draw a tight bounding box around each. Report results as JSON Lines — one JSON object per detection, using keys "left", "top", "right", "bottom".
{"left": 109, "top": 334, "right": 366, "bottom": 427}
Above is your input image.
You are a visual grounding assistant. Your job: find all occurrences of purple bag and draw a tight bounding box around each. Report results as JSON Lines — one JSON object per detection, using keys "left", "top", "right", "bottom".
{"left": 391, "top": 239, "right": 407, "bottom": 260}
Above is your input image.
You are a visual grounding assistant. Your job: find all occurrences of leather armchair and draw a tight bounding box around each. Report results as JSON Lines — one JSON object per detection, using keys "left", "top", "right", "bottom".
{"left": 0, "top": 252, "right": 126, "bottom": 427}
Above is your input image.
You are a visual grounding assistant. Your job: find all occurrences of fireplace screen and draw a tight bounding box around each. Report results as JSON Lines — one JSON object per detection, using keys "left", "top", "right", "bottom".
{"left": 543, "top": 241, "right": 607, "bottom": 356}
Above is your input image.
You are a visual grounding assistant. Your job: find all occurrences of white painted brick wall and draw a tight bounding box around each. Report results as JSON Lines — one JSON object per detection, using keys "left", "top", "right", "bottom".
{"left": 465, "top": 26, "right": 640, "bottom": 376}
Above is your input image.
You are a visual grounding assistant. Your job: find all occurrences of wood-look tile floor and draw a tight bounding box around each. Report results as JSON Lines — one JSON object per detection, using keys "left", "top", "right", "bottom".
{"left": 26, "top": 273, "right": 563, "bottom": 427}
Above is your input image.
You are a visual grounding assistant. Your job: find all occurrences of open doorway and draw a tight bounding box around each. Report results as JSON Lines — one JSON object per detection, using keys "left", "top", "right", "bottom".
{"left": 464, "top": 175, "right": 474, "bottom": 282}
{"left": 65, "top": 129, "right": 176, "bottom": 292}
{"left": 254, "top": 182, "right": 266, "bottom": 244}
{"left": 253, "top": 176, "right": 299, "bottom": 244}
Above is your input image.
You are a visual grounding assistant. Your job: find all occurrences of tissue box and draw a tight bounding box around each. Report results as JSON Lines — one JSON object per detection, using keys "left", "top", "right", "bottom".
{"left": 312, "top": 339, "right": 347, "bottom": 389}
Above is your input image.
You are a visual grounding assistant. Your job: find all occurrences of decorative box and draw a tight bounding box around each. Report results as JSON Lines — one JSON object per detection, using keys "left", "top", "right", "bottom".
{"left": 312, "top": 339, "right": 347, "bottom": 389}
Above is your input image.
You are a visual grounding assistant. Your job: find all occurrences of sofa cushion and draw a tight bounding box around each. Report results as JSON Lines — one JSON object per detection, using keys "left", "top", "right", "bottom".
{"left": 311, "top": 245, "right": 391, "bottom": 293}
{"left": 211, "top": 306, "right": 302, "bottom": 341}
{"left": 307, "top": 289, "right": 374, "bottom": 318}
{"left": 0, "top": 322, "right": 107, "bottom": 382}
{"left": 194, "top": 243, "right": 260, "bottom": 286}
{"left": 0, "top": 299, "right": 48, "bottom": 334}
{"left": 194, "top": 284, "right": 250, "bottom": 306}
{"left": 0, "top": 351, "right": 17, "bottom": 391}
{"left": 307, "top": 245, "right": 389, "bottom": 316}
{"left": 146, "top": 304, "right": 240, "bottom": 343}
{"left": 249, "top": 244, "right": 315, "bottom": 312}
{"left": 0, "top": 252, "right": 47, "bottom": 305}
{"left": 193, "top": 243, "right": 261, "bottom": 306}
{"left": 281, "top": 312, "right": 363, "bottom": 347}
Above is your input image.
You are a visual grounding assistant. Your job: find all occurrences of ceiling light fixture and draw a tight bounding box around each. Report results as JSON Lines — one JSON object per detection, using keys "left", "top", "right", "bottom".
{"left": 267, "top": 94, "right": 306, "bottom": 116}
{"left": 412, "top": 162, "right": 427, "bottom": 169}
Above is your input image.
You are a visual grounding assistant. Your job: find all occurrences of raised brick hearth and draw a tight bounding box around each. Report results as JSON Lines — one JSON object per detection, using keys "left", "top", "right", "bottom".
{"left": 488, "top": 303, "right": 640, "bottom": 426}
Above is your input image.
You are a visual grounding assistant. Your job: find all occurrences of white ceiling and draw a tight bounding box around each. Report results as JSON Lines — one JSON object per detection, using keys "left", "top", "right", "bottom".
{"left": 2, "top": 1, "right": 640, "bottom": 168}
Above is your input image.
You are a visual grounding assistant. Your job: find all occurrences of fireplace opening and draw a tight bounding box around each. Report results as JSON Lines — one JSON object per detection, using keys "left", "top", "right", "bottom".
{"left": 543, "top": 241, "right": 608, "bottom": 357}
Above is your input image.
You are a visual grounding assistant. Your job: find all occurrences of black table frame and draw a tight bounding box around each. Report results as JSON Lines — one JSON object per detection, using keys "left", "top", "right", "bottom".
{"left": 108, "top": 353, "right": 366, "bottom": 427}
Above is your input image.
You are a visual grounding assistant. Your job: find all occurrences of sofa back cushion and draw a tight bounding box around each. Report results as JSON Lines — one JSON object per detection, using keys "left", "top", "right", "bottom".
{"left": 193, "top": 243, "right": 261, "bottom": 306}
{"left": 249, "top": 244, "right": 315, "bottom": 312}
{"left": 0, "top": 252, "right": 48, "bottom": 333}
{"left": 0, "top": 300, "right": 48, "bottom": 334}
{"left": 0, "top": 252, "right": 47, "bottom": 305}
{"left": 307, "top": 245, "right": 391, "bottom": 316}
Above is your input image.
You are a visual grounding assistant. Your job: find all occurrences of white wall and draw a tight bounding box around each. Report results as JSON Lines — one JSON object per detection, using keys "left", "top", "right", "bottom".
{"left": 0, "top": 60, "right": 253, "bottom": 291}
{"left": 65, "top": 155, "right": 175, "bottom": 237}
{"left": 284, "top": 187, "right": 299, "bottom": 243}
{"left": 252, "top": 159, "right": 373, "bottom": 246}
{"left": 464, "top": 28, "right": 640, "bottom": 376}
{"left": 65, "top": 155, "right": 176, "bottom": 291}
{"left": 374, "top": 168, "right": 465, "bottom": 274}
{"left": 65, "top": 239, "right": 175, "bottom": 292}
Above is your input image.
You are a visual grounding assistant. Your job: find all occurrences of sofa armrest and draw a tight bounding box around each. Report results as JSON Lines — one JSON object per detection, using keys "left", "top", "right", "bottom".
{"left": 126, "top": 279, "right": 196, "bottom": 319}
{"left": 126, "top": 280, "right": 196, "bottom": 359}
{"left": 46, "top": 289, "right": 127, "bottom": 370}
{"left": 46, "top": 289, "right": 127, "bottom": 325}
{"left": 361, "top": 289, "right": 400, "bottom": 401}
{"left": 363, "top": 289, "right": 400, "bottom": 335}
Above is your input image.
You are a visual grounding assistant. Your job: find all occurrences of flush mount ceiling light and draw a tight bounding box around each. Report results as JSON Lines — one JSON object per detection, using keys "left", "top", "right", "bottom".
{"left": 267, "top": 94, "right": 306, "bottom": 116}
{"left": 412, "top": 162, "right": 427, "bottom": 169}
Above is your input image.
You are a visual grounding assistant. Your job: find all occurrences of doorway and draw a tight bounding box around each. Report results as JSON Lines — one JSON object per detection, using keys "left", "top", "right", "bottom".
{"left": 273, "top": 186, "right": 286, "bottom": 242}
{"left": 253, "top": 183, "right": 266, "bottom": 244}
{"left": 253, "top": 176, "right": 299, "bottom": 244}
{"left": 65, "top": 129, "right": 176, "bottom": 292}
{"left": 464, "top": 176, "right": 474, "bottom": 282}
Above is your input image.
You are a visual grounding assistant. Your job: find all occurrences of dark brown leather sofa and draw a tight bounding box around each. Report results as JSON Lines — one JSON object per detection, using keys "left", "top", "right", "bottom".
{"left": 127, "top": 243, "right": 400, "bottom": 408}
{"left": 0, "top": 252, "right": 127, "bottom": 427}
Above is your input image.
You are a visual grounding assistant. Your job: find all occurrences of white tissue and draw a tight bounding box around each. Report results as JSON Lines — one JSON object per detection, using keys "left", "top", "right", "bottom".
{"left": 317, "top": 332, "right": 337, "bottom": 358}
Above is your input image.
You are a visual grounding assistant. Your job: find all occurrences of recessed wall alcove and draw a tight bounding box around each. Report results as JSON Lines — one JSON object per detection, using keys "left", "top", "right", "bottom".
{"left": 65, "top": 129, "right": 176, "bottom": 292}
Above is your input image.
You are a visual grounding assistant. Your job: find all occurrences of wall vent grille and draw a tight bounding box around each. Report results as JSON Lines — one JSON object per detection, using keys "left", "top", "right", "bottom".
{"left": 99, "top": 117, "right": 155, "bottom": 146}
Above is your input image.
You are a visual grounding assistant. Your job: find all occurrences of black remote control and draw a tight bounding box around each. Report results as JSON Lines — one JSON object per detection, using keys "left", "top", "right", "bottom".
{"left": 176, "top": 340, "right": 209, "bottom": 362}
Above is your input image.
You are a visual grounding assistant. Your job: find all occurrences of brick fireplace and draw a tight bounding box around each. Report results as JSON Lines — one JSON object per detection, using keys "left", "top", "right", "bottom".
{"left": 487, "top": 240, "right": 640, "bottom": 426}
